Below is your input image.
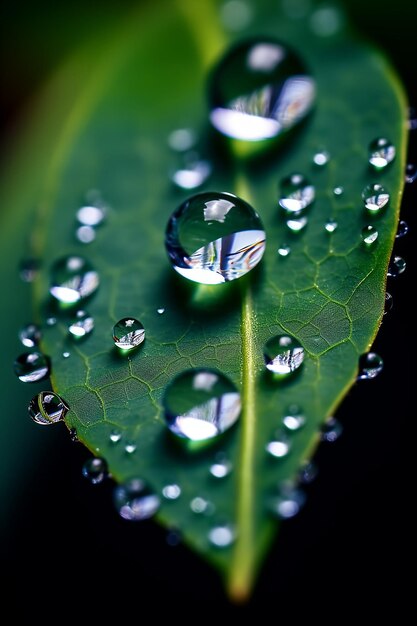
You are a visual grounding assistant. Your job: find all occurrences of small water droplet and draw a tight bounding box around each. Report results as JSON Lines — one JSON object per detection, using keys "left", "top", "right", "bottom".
{"left": 357, "top": 352, "right": 383, "bottom": 381}
{"left": 325, "top": 219, "right": 338, "bottom": 233}
{"left": 167, "top": 128, "right": 197, "bottom": 152}
{"left": 362, "top": 183, "right": 390, "bottom": 212}
{"left": 112, "top": 318, "right": 145, "bottom": 350}
{"left": 270, "top": 486, "right": 305, "bottom": 519}
{"left": 76, "top": 205, "right": 105, "bottom": 227}
{"left": 408, "top": 107, "right": 417, "bottom": 130}
{"left": 190, "top": 496, "right": 214, "bottom": 515}
{"left": 333, "top": 186, "right": 344, "bottom": 196}
{"left": 19, "top": 323, "right": 41, "bottom": 348}
{"left": 368, "top": 138, "right": 396, "bottom": 169}
{"left": 209, "top": 454, "right": 233, "bottom": 478}
{"left": 162, "top": 484, "right": 181, "bottom": 500}
{"left": 209, "top": 39, "right": 316, "bottom": 142}
{"left": 313, "top": 150, "right": 330, "bottom": 166}
{"left": 69, "top": 310, "right": 94, "bottom": 339}
{"left": 405, "top": 163, "right": 417, "bottom": 184}
{"left": 384, "top": 292, "right": 393, "bottom": 315}
{"left": 28, "top": 391, "right": 69, "bottom": 425}
{"left": 299, "top": 461, "right": 318, "bottom": 484}
{"left": 165, "top": 191, "right": 265, "bottom": 284}
{"left": 19, "top": 258, "right": 41, "bottom": 283}
{"left": 157, "top": 308, "right": 165, "bottom": 315}
{"left": 220, "top": 0, "right": 253, "bottom": 32}
{"left": 14, "top": 351, "right": 50, "bottom": 383}
{"left": 110, "top": 429, "right": 122, "bottom": 443}
{"left": 361, "top": 225, "right": 378, "bottom": 245}
{"left": 163, "top": 368, "right": 241, "bottom": 441}
{"left": 266, "top": 435, "right": 290, "bottom": 458}
{"left": 282, "top": 405, "right": 306, "bottom": 431}
{"left": 46, "top": 317, "right": 57, "bottom": 326}
{"left": 310, "top": 6, "right": 343, "bottom": 36}
{"left": 264, "top": 334, "right": 305, "bottom": 376}
{"left": 62, "top": 351, "right": 71, "bottom": 359}
{"left": 114, "top": 478, "right": 160, "bottom": 521}
{"left": 279, "top": 173, "right": 315, "bottom": 213}
{"left": 124, "top": 442, "right": 137, "bottom": 454}
{"left": 76, "top": 225, "right": 96, "bottom": 244}
{"left": 208, "top": 524, "right": 235, "bottom": 548}
{"left": 69, "top": 427, "right": 78, "bottom": 442}
{"left": 171, "top": 156, "right": 212, "bottom": 190}
{"left": 321, "top": 417, "right": 342, "bottom": 442}
{"left": 396, "top": 220, "right": 409, "bottom": 238}
{"left": 277, "top": 244, "right": 291, "bottom": 257}
{"left": 50, "top": 256, "right": 99, "bottom": 304}
{"left": 166, "top": 529, "right": 182, "bottom": 547}
{"left": 387, "top": 255, "right": 406, "bottom": 277}
{"left": 82, "top": 457, "right": 108, "bottom": 485}
{"left": 286, "top": 216, "right": 308, "bottom": 232}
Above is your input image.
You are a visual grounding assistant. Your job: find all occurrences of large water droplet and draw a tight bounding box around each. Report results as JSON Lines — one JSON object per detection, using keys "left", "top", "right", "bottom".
{"left": 208, "top": 524, "right": 235, "bottom": 547}
{"left": 264, "top": 334, "right": 305, "bottom": 376}
{"left": 165, "top": 191, "right": 265, "bottom": 284}
{"left": 82, "top": 457, "right": 108, "bottom": 485}
{"left": 282, "top": 405, "right": 306, "bottom": 431}
{"left": 19, "top": 323, "right": 41, "bottom": 348}
{"left": 361, "top": 225, "right": 378, "bottom": 245}
{"left": 69, "top": 310, "right": 94, "bottom": 339}
{"left": 14, "top": 351, "right": 50, "bottom": 383}
{"left": 279, "top": 173, "right": 315, "bottom": 213}
{"left": 368, "top": 138, "right": 396, "bottom": 169}
{"left": 357, "top": 352, "right": 383, "bottom": 381}
{"left": 324, "top": 219, "right": 337, "bottom": 233}
{"left": 387, "top": 256, "right": 406, "bottom": 277}
{"left": 270, "top": 485, "right": 305, "bottom": 519}
{"left": 50, "top": 256, "right": 99, "bottom": 304}
{"left": 209, "top": 39, "right": 315, "bottom": 141}
{"left": 163, "top": 368, "right": 241, "bottom": 441}
{"left": 209, "top": 453, "right": 233, "bottom": 478}
{"left": 162, "top": 484, "right": 182, "bottom": 500}
{"left": 286, "top": 215, "right": 308, "bottom": 232}
{"left": 112, "top": 318, "right": 145, "bottom": 350}
{"left": 266, "top": 434, "right": 291, "bottom": 458}
{"left": 76, "top": 205, "right": 105, "bottom": 227}
{"left": 171, "top": 155, "right": 212, "bottom": 190}
{"left": 114, "top": 478, "right": 160, "bottom": 521}
{"left": 19, "top": 258, "right": 40, "bottom": 283}
{"left": 396, "top": 220, "right": 409, "bottom": 238}
{"left": 28, "top": 391, "right": 69, "bottom": 425}
{"left": 362, "top": 183, "right": 390, "bottom": 212}
{"left": 321, "top": 417, "right": 342, "bottom": 442}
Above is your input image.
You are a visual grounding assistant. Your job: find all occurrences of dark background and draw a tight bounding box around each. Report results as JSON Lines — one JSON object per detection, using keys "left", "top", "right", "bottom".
{"left": 1, "top": 0, "right": 414, "bottom": 616}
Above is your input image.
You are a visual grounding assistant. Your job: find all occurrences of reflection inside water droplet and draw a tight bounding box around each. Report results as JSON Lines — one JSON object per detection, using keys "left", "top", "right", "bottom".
{"left": 266, "top": 435, "right": 290, "bottom": 458}
{"left": 321, "top": 417, "right": 342, "bottom": 442}
{"left": 76, "top": 225, "right": 96, "bottom": 244}
{"left": 362, "top": 183, "right": 390, "bottom": 212}
{"left": 264, "top": 334, "right": 305, "bottom": 376}
{"left": 325, "top": 219, "right": 337, "bottom": 233}
{"left": 125, "top": 442, "right": 137, "bottom": 454}
{"left": 171, "top": 155, "right": 212, "bottom": 190}
{"left": 82, "top": 457, "right": 108, "bottom": 485}
{"left": 190, "top": 496, "right": 214, "bottom": 515}
{"left": 278, "top": 244, "right": 291, "bottom": 257}
{"left": 76, "top": 205, "right": 105, "bottom": 227}
{"left": 110, "top": 429, "right": 122, "bottom": 443}
{"left": 113, "top": 318, "right": 145, "bottom": 350}
{"left": 396, "top": 220, "right": 409, "bottom": 238}
{"left": 69, "top": 310, "right": 94, "bottom": 339}
{"left": 384, "top": 292, "right": 393, "bottom": 315}
{"left": 357, "top": 352, "right": 383, "bottom": 380}
{"left": 50, "top": 255, "right": 99, "bottom": 304}
{"left": 209, "top": 454, "right": 233, "bottom": 478}
{"left": 286, "top": 215, "right": 308, "bottom": 232}
{"left": 333, "top": 186, "right": 344, "bottom": 196}
{"left": 313, "top": 150, "right": 330, "bottom": 166}
{"left": 279, "top": 173, "right": 315, "bottom": 213}
{"left": 361, "top": 225, "right": 378, "bottom": 245}
{"left": 405, "top": 163, "right": 417, "bottom": 184}
{"left": 282, "top": 405, "right": 305, "bottom": 431}
{"left": 14, "top": 351, "right": 50, "bottom": 383}
{"left": 28, "top": 391, "right": 69, "bottom": 425}
{"left": 114, "top": 479, "right": 160, "bottom": 521}
{"left": 162, "top": 484, "right": 181, "bottom": 500}
{"left": 387, "top": 256, "right": 406, "bottom": 277}
{"left": 368, "top": 138, "right": 396, "bottom": 169}
{"left": 270, "top": 485, "right": 305, "bottom": 518}
{"left": 19, "top": 323, "right": 41, "bottom": 348}
{"left": 208, "top": 524, "right": 235, "bottom": 547}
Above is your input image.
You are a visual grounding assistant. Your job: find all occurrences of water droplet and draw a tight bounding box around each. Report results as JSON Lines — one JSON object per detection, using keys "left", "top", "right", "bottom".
{"left": 171, "top": 156, "right": 212, "bottom": 190}
{"left": 313, "top": 150, "right": 330, "bottom": 166}
{"left": 384, "top": 292, "right": 393, "bottom": 315}
{"left": 209, "top": 39, "right": 315, "bottom": 142}
{"left": 362, "top": 183, "right": 390, "bottom": 212}
{"left": 266, "top": 436, "right": 290, "bottom": 458}
{"left": 387, "top": 255, "right": 406, "bottom": 277}
{"left": 112, "top": 318, "right": 145, "bottom": 350}
{"left": 76, "top": 205, "right": 105, "bottom": 227}
{"left": 19, "top": 323, "right": 41, "bottom": 348}
{"left": 49, "top": 256, "right": 99, "bottom": 304}
{"left": 114, "top": 478, "right": 160, "bottom": 521}
{"left": 264, "top": 334, "right": 305, "bottom": 376}
{"left": 165, "top": 191, "right": 265, "bottom": 284}
{"left": 277, "top": 244, "right": 291, "bottom": 257}
{"left": 299, "top": 461, "right": 318, "bottom": 484}
{"left": 357, "top": 352, "right": 383, "bottom": 381}
{"left": 157, "top": 308, "right": 165, "bottom": 315}
{"left": 124, "top": 442, "right": 137, "bottom": 454}
{"left": 110, "top": 429, "right": 122, "bottom": 443}
{"left": 310, "top": 6, "right": 343, "bottom": 36}
{"left": 209, "top": 454, "right": 233, "bottom": 478}
{"left": 76, "top": 225, "right": 96, "bottom": 244}
{"left": 282, "top": 405, "right": 306, "bottom": 431}
{"left": 28, "top": 391, "right": 69, "bottom": 425}
{"left": 46, "top": 317, "right": 57, "bottom": 326}
{"left": 220, "top": 0, "right": 253, "bottom": 31}
{"left": 190, "top": 496, "right": 214, "bottom": 514}
{"left": 167, "top": 128, "right": 197, "bottom": 152}
{"left": 162, "top": 484, "right": 181, "bottom": 500}
{"left": 333, "top": 186, "right": 344, "bottom": 196}
{"left": 408, "top": 107, "right": 417, "bottom": 130}
{"left": 69, "top": 427, "right": 78, "bottom": 442}
{"left": 62, "top": 351, "right": 71, "bottom": 359}
{"left": 361, "top": 225, "right": 378, "bottom": 245}
{"left": 279, "top": 173, "right": 315, "bottom": 213}
{"left": 324, "top": 219, "right": 338, "bottom": 233}
{"left": 19, "top": 258, "right": 40, "bottom": 283}
{"left": 163, "top": 368, "right": 241, "bottom": 441}
{"left": 405, "top": 163, "right": 417, "bottom": 184}
{"left": 321, "top": 417, "right": 342, "bottom": 442}
{"left": 69, "top": 310, "right": 94, "bottom": 339}
{"left": 14, "top": 351, "right": 50, "bottom": 383}
{"left": 82, "top": 457, "right": 108, "bottom": 485}
{"left": 208, "top": 524, "right": 235, "bottom": 548}
{"left": 396, "top": 220, "right": 409, "bottom": 238}
{"left": 270, "top": 486, "right": 305, "bottom": 518}
{"left": 286, "top": 216, "right": 308, "bottom": 232}
{"left": 368, "top": 138, "right": 396, "bottom": 169}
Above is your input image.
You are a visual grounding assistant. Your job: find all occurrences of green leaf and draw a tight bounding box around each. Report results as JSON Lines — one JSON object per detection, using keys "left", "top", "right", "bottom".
{"left": 0, "top": 0, "right": 407, "bottom": 600}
